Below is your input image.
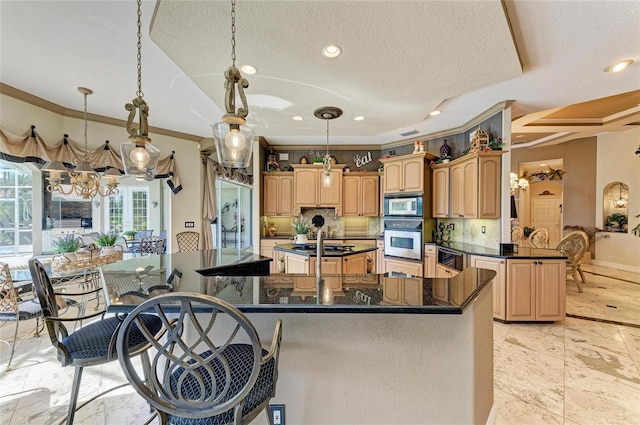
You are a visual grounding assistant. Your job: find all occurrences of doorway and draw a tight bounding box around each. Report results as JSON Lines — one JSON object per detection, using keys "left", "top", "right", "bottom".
{"left": 214, "top": 179, "right": 252, "bottom": 249}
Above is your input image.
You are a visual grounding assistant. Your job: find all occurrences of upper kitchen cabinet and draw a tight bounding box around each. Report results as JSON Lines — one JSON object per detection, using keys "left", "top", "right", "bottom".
{"left": 432, "top": 167, "right": 450, "bottom": 218}
{"left": 343, "top": 173, "right": 379, "bottom": 217}
{"left": 263, "top": 172, "right": 294, "bottom": 216}
{"left": 447, "top": 151, "right": 502, "bottom": 219}
{"left": 293, "top": 165, "right": 343, "bottom": 215}
{"left": 380, "top": 152, "right": 436, "bottom": 195}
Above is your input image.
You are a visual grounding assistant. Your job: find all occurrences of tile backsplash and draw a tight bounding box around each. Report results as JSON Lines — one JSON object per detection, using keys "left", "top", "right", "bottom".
{"left": 435, "top": 218, "right": 501, "bottom": 249}
{"left": 262, "top": 209, "right": 382, "bottom": 238}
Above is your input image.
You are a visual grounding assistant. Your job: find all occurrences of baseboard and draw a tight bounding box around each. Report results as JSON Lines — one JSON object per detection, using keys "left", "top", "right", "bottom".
{"left": 590, "top": 259, "right": 640, "bottom": 274}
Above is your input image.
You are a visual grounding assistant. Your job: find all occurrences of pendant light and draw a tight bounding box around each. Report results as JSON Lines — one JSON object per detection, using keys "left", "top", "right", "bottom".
{"left": 120, "top": 0, "right": 160, "bottom": 181}
{"left": 612, "top": 182, "right": 628, "bottom": 208}
{"left": 211, "top": 0, "right": 255, "bottom": 168}
{"left": 314, "top": 106, "right": 343, "bottom": 188}
{"left": 43, "top": 87, "right": 120, "bottom": 199}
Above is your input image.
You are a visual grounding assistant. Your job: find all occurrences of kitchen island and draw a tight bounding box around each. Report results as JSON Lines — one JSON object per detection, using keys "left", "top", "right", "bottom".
{"left": 100, "top": 250, "right": 496, "bottom": 424}
{"left": 273, "top": 242, "right": 378, "bottom": 275}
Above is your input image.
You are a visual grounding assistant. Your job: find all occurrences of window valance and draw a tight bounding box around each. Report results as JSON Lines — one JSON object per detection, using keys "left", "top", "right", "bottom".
{"left": 0, "top": 125, "right": 182, "bottom": 194}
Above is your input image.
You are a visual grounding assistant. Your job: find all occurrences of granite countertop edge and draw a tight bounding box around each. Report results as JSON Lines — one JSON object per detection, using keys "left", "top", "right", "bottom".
{"left": 424, "top": 242, "right": 567, "bottom": 260}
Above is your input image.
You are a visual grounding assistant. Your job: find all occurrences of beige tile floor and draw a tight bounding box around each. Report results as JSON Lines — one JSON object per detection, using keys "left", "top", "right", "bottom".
{"left": 0, "top": 264, "right": 639, "bottom": 424}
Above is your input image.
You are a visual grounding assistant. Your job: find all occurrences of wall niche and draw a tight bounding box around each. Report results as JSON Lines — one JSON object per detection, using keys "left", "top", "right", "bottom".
{"left": 603, "top": 181, "right": 628, "bottom": 233}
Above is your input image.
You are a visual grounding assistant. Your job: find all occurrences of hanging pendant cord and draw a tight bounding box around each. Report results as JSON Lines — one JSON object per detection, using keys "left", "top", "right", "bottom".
{"left": 326, "top": 120, "right": 330, "bottom": 155}
{"left": 231, "top": 0, "right": 236, "bottom": 66}
{"left": 136, "top": 0, "right": 144, "bottom": 98}
{"left": 83, "top": 92, "right": 89, "bottom": 160}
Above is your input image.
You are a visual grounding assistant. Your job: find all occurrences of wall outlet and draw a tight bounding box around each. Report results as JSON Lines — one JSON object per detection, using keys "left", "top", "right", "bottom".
{"left": 481, "top": 226, "right": 486, "bottom": 234}
{"left": 185, "top": 221, "right": 195, "bottom": 228}
{"left": 270, "top": 404, "right": 285, "bottom": 425}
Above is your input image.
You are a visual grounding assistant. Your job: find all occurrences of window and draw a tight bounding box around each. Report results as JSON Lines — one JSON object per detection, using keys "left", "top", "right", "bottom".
{"left": 0, "top": 161, "right": 33, "bottom": 254}
{"left": 106, "top": 187, "right": 149, "bottom": 233}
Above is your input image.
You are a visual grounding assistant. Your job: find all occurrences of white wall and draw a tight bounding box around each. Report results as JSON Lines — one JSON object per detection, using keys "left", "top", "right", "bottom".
{"left": 0, "top": 94, "right": 202, "bottom": 252}
{"left": 595, "top": 127, "right": 640, "bottom": 271}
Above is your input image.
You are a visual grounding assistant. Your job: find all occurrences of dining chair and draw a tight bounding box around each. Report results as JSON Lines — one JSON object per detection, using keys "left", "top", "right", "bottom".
{"left": 28, "top": 258, "right": 163, "bottom": 425}
{"left": 528, "top": 228, "right": 550, "bottom": 248}
{"left": 117, "top": 293, "right": 282, "bottom": 425}
{"left": 176, "top": 231, "right": 199, "bottom": 252}
{"left": 0, "top": 262, "right": 43, "bottom": 370}
{"left": 511, "top": 226, "right": 523, "bottom": 244}
{"left": 139, "top": 236, "right": 166, "bottom": 256}
{"left": 556, "top": 230, "right": 589, "bottom": 292}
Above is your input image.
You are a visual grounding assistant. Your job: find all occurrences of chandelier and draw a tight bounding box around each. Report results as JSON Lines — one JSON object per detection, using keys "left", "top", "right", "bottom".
{"left": 43, "top": 87, "right": 120, "bottom": 199}
{"left": 120, "top": 0, "right": 160, "bottom": 180}
{"left": 510, "top": 172, "right": 529, "bottom": 200}
{"left": 314, "top": 106, "right": 343, "bottom": 188}
{"left": 612, "top": 182, "right": 628, "bottom": 208}
{"left": 211, "top": 0, "right": 255, "bottom": 169}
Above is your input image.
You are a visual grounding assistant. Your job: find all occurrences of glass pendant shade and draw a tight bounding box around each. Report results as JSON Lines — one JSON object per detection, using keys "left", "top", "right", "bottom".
{"left": 212, "top": 122, "right": 255, "bottom": 168}
{"left": 120, "top": 138, "right": 160, "bottom": 180}
{"left": 322, "top": 171, "right": 334, "bottom": 188}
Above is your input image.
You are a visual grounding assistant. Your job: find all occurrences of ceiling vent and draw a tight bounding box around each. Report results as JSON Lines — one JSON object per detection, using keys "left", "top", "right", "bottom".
{"left": 400, "top": 129, "right": 419, "bottom": 137}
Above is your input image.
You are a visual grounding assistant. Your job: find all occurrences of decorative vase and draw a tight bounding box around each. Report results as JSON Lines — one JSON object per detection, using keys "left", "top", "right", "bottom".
{"left": 101, "top": 246, "right": 116, "bottom": 257}
{"left": 295, "top": 233, "right": 308, "bottom": 244}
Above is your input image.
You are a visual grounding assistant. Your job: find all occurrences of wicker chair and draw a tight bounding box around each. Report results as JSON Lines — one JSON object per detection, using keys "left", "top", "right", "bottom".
{"left": 528, "top": 228, "right": 550, "bottom": 248}
{"left": 556, "top": 230, "right": 589, "bottom": 292}
{"left": 176, "top": 231, "right": 200, "bottom": 252}
{"left": 139, "top": 236, "right": 166, "bottom": 256}
{"left": 511, "top": 226, "right": 524, "bottom": 244}
{"left": 117, "top": 293, "right": 282, "bottom": 425}
{"left": 28, "top": 258, "right": 163, "bottom": 425}
{"left": 0, "top": 262, "right": 42, "bottom": 370}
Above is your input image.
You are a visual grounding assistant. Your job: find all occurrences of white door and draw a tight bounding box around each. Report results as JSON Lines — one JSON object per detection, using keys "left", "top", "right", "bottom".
{"left": 531, "top": 197, "right": 562, "bottom": 245}
{"left": 106, "top": 187, "right": 150, "bottom": 233}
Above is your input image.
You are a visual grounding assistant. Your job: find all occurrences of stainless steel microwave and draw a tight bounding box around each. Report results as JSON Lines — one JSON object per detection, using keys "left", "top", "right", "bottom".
{"left": 383, "top": 194, "right": 423, "bottom": 217}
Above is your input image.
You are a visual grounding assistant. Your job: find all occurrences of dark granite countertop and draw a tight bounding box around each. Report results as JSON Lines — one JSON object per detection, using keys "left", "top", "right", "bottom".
{"left": 99, "top": 250, "right": 495, "bottom": 315}
{"left": 425, "top": 242, "right": 566, "bottom": 259}
{"left": 263, "top": 235, "right": 381, "bottom": 241}
{"left": 273, "top": 243, "right": 378, "bottom": 257}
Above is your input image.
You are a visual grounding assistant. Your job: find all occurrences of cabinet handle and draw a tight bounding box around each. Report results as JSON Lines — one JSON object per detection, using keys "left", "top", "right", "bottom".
{"left": 500, "top": 260, "right": 504, "bottom": 264}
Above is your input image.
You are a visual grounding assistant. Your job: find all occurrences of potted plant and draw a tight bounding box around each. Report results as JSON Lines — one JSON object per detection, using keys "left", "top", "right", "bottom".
{"left": 489, "top": 138, "right": 504, "bottom": 150}
{"left": 605, "top": 213, "right": 628, "bottom": 232}
{"left": 96, "top": 232, "right": 120, "bottom": 256}
{"left": 309, "top": 151, "right": 324, "bottom": 164}
{"left": 52, "top": 234, "right": 83, "bottom": 261}
{"left": 123, "top": 230, "right": 137, "bottom": 240}
{"left": 292, "top": 215, "right": 311, "bottom": 244}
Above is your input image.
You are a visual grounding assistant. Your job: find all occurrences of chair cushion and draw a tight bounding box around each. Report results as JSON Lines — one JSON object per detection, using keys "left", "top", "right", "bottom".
{"left": 168, "top": 344, "right": 275, "bottom": 425}
{"left": 0, "top": 298, "right": 42, "bottom": 321}
{"left": 61, "top": 313, "right": 161, "bottom": 361}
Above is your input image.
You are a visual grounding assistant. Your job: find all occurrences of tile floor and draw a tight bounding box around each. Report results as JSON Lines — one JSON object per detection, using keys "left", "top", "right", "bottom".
{"left": 0, "top": 264, "right": 639, "bottom": 424}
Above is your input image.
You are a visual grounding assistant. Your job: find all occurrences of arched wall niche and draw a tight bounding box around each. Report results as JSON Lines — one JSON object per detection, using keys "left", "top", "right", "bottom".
{"left": 603, "top": 181, "right": 629, "bottom": 233}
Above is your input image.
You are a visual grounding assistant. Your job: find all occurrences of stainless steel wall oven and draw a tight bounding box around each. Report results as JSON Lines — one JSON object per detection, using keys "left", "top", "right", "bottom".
{"left": 383, "top": 218, "right": 423, "bottom": 260}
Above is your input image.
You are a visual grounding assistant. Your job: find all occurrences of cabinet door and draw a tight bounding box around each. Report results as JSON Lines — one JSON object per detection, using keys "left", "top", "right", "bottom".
{"left": 535, "top": 260, "right": 565, "bottom": 321}
{"left": 403, "top": 278, "right": 424, "bottom": 305}
{"left": 469, "top": 255, "right": 506, "bottom": 321}
{"left": 286, "top": 254, "right": 309, "bottom": 274}
{"left": 424, "top": 245, "right": 436, "bottom": 278}
{"left": 343, "top": 252, "right": 367, "bottom": 274}
{"left": 478, "top": 157, "right": 500, "bottom": 218}
{"left": 344, "top": 240, "right": 377, "bottom": 273}
{"left": 279, "top": 175, "right": 294, "bottom": 216}
{"left": 462, "top": 160, "right": 478, "bottom": 218}
{"left": 294, "top": 169, "right": 319, "bottom": 207}
{"left": 382, "top": 278, "right": 403, "bottom": 305}
{"left": 361, "top": 176, "right": 379, "bottom": 216}
{"left": 342, "top": 175, "right": 361, "bottom": 216}
{"left": 450, "top": 163, "right": 464, "bottom": 218}
{"left": 376, "top": 240, "right": 385, "bottom": 274}
{"left": 264, "top": 175, "right": 279, "bottom": 216}
{"left": 383, "top": 160, "right": 403, "bottom": 193}
{"left": 319, "top": 169, "right": 343, "bottom": 207}
{"left": 432, "top": 167, "right": 449, "bottom": 217}
{"left": 309, "top": 257, "right": 341, "bottom": 275}
{"left": 384, "top": 258, "right": 423, "bottom": 277}
{"left": 436, "top": 264, "right": 459, "bottom": 279}
{"left": 506, "top": 260, "right": 536, "bottom": 321}
{"left": 402, "top": 157, "right": 424, "bottom": 193}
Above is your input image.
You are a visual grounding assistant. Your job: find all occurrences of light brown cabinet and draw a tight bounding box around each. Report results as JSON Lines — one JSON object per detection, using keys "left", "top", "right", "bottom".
{"left": 344, "top": 240, "right": 377, "bottom": 273}
{"left": 381, "top": 277, "right": 424, "bottom": 305}
{"left": 309, "top": 256, "right": 342, "bottom": 275}
{"left": 285, "top": 251, "right": 369, "bottom": 276}
{"left": 380, "top": 153, "right": 435, "bottom": 195}
{"left": 376, "top": 240, "right": 385, "bottom": 274}
{"left": 260, "top": 239, "right": 288, "bottom": 274}
{"left": 293, "top": 165, "right": 343, "bottom": 214}
{"left": 432, "top": 167, "right": 449, "bottom": 217}
{"left": 342, "top": 173, "right": 379, "bottom": 216}
{"left": 441, "top": 151, "right": 501, "bottom": 219}
{"left": 469, "top": 254, "right": 506, "bottom": 320}
{"left": 506, "top": 259, "right": 565, "bottom": 321}
{"left": 423, "top": 244, "right": 436, "bottom": 278}
{"left": 383, "top": 258, "right": 424, "bottom": 277}
{"left": 263, "top": 172, "right": 294, "bottom": 216}
{"left": 436, "top": 264, "right": 460, "bottom": 278}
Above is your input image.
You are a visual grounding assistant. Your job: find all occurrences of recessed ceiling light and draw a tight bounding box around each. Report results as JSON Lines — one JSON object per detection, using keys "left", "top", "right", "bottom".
{"left": 292, "top": 116, "right": 303, "bottom": 121}
{"left": 603, "top": 59, "right": 633, "bottom": 73}
{"left": 353, "top": 116, "right": 364, "bottom": 121}
{"left": 322, "top": 44, "right": 342, "bottom": 58}
{"left": 241, "top": 65, "right": 257, "bottom": 75}
{"left": 540, "top": 163, "right": 547, "bottom": 167}
{"left": 429, "top": 110, "right": 441, "bottom": 116}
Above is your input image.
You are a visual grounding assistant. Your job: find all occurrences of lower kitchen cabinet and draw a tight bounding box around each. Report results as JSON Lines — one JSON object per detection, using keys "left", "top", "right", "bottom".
{"left": 376, "top": 240, "right": 384, "bottom": 274}
{"left": 381, "top": 277, "right": 423, "bottom": 305}
{"left": 344, "top": 239, "right": 377, "bottom": 273}
{"left": 424, "top": 244, "right": 436, "bottom": 278}
{"left": 260, "top": 239, "right": 287, "bottom": 273}
{"left": 469, "top": 255, "right": 507, "bottom": 320}
{"left": 506, "top": 259, "right": 565, "bottom": 321}
{"left": 309, "top": 256, "right": 342, "bottom": 275}
{"left": 384, "top": 258, "right": 424, "bottom": 277}
{"left": 436, "top": 264, "right": 459, "bottom": 278}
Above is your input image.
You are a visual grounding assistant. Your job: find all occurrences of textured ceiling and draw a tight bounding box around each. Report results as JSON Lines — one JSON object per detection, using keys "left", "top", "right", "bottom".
{"left": 0, "top": 1, "right": 639, "bottom": 147}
